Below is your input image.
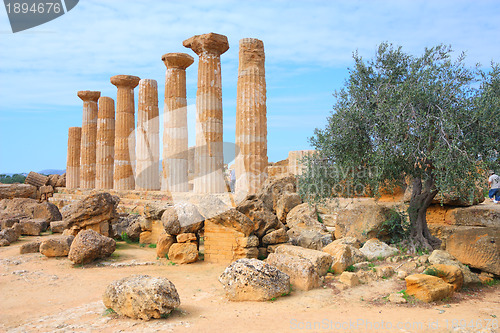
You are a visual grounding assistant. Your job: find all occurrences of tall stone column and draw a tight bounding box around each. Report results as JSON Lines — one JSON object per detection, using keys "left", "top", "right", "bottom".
{"left": 77, "top": 90, "right": 100, "bottom": 189}
{"left": 110, "top": 75, "right": 140, "bottom": 190}
{"left": 161, "top": 52, "right": 194, "bottom": 192}
{"left": 66, "top": 127, "right": 81, "bottom": 189}
{"left": 235, "top": 38, "right": 268, "bottom": 195}
{"left": 136, "top": 79, "right": 160, "bottom": 191}
{"left": 96, "top": 97, "right": 115, "bottom": 189}
{"left": 183, "top": 32, "right": 229, "bottom": 193}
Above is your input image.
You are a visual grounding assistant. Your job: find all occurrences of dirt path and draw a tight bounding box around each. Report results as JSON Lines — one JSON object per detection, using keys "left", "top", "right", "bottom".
{"left": 1, "top": 236, "right": 499, "bottom": 333}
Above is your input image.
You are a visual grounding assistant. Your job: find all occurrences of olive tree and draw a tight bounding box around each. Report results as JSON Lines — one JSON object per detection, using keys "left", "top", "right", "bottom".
{"left": 299, "top": 43, "right": 496, "bottom": 251}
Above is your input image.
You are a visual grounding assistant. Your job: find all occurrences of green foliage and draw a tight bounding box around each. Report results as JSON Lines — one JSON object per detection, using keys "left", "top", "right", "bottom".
{"left": 483, "top": 278, "right": 500, "bottom": 286}
{"left": 165, "top": 253, "right": 169, "bottom": 260}
{"left": 120, "top": 232, "right": 137, "bottom": 244}
{"left": 424, "top": 267, "right": 446, "bottom": 277}
{"left": 299, "top": 42, "right": 499, "bottom": 249}
{"left": 102, "top": 308, "right": 116, "bottom": 316}
{"left": 167, "top": 261, "right": 176, "bottom": 266}
{"left": 198, "top": 251, "right": 205, "bottom": 261}
{"left": 0, "top": 174, "right": 26, "bottom": 184}
{"left": 416, "top": 247, "right": 430, "bottom": 256}
{"left": 148, "top": 244, "right": 156, "bottom": 249}
{"left": 139, "top": 243, "right": 146, "bottom": 248}
{"left": 398, "top": 290, "right": 416, "bottom": 303}
{"left": 378, "top": 209, "right": 410, "bottom": 244}
{"left": 345, "top": 265, "right": 356, "bottom": 272}
{"left": 269, "top": 297, "right": 277, "bottom": 301}
{"left": 316, "top": 211, "right": 324, "bottom": 224}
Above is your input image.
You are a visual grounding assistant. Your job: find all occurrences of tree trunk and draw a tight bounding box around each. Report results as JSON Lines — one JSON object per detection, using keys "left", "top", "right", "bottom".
{"left": 406, "top": 176, "right": 442, "bottom": 251}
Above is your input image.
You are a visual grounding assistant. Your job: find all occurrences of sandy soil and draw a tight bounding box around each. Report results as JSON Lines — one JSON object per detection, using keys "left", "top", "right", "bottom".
{"left": 0, "top": 236, "right": 498, "bottom": 333}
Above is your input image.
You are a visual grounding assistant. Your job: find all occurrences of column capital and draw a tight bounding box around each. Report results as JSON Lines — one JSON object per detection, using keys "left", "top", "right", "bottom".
{"left": 161, "top": 52, "right": 194, "bottom": 70}
{"left": 77, "top": 90, "right": 100, "bottom": 102}
{"left": 183, "top": 32, "right": 229, "bottom": 56}
{"left": 110, "top": 75, "right": 140, "bottom": 88}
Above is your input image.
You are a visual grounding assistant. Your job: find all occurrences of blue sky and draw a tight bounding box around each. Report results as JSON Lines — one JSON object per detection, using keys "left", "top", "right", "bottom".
{"left": 1, "top": 0, "right": 499, "bottom": 173}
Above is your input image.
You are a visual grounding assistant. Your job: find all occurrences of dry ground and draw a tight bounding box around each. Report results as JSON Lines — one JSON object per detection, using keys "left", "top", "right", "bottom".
{"left": 0, "top": 235, "right": 499, "bottom": 333}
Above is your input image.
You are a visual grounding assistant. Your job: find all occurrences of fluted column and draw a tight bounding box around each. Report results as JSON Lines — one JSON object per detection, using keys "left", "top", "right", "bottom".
{"left": 96, "top": 97, "right": 115, "bottom": 189}
{"left": 136, "top": 79, "right": 160, "bottom": 190}
{"left": 111, "top": 75, "right": 140, "bottom": 190}
{"left": 66, "top": 127, "right": 81, "bottom": 189}
{"left": 161, "top": 53, "right": 194, "bottom": 192}
{"left": 77, "top": 90, "right": 100, "bottom": 189}
{"left": 235, "top": 38, "right": 268, "bottom": 195}
{"left": 183, "top": 32, "right": 229, "bottom": 193}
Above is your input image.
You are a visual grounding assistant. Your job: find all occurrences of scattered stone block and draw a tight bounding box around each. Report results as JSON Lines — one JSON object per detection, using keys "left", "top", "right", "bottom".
{"left": 103, "top": 274, "right": 180, "bottom": 320}
{"left": 219, "top": 258, "right": 290, "bottom": 301}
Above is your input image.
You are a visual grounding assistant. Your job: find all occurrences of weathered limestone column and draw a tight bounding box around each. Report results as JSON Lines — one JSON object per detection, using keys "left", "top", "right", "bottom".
{"left": 96, "top": 97, "right": 115, "bottom": 189}
{"left": 77, "top": 90, "right": 100, "bottom": 189}
{"left": 161, "top": 53, "right": 194, "bottom": 192}
{"left": 66, "top": 127, "right": 81, "bottom": 189}
{"left": 111, "top": 75, "right": 140, "bottom": 190}
{"left": 235, "top": 38, "right": 268, "bottom": 195}
{"left": 136, "top": 79, "right": 160, "bottom": 191}
{"left": 183, "top": 32, "right": 229, "bottom": 193}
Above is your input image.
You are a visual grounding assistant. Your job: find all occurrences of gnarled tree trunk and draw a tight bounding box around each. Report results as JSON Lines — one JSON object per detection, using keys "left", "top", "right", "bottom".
{"left": 407, "top": 175, "right": 442, "bottom": 251}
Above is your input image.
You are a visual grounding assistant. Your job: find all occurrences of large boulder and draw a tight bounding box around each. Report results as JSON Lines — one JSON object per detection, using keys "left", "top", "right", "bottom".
{"left": 236, "top": 195, "right": 278, "bottom": 238}
{"left": 19, "top": 218, "right": 48, "bottom": 236}
{"left": 62, "top": 192, "right": 119, "bottom": 230}
{"left": 0, "top": 198, "right": 61, "bottom": 222}
{"left": 188, "top": 194, "right": 231, "bottom": 219}
{"left": 256, "top": 175, "right": 297, "bottom": 213}
{"left": 0, "top": 184, "right": 36, "bottom": 199}
{"left": 322, "top": 243, "right": 353, "bottom": 274}
{"left": 287, "top": 227, "right": 333, "bottom": 251}
{"left": 161, "top": 202, "right": 204, "bottom": 236}
{"left": 425, "top": 264, "right": 464, "bottom": 291}
{"left": 445, "top": 227, "right": 500, "bottom": 276}
{"left": 204, "top": 209, "right": 254, "bottom": 237}
{"left": 266, "top": 252, "right": 320, "bottom": 291}
{"left": 262, "top": 228, "right": 289, "bottom": 245}
{"left": 286, "top": 203, "right": 332, "bottom": 250}
{"left": 40, "top": 236, "right": 74, "bottom": 257}
{"left": 112, "top": 214, "right": 144, "bottom": 241}
{"left": 103, "top": 275, "right": 180, "bottom": 320}
{"left": 428, "top": 250, "right": 481, "bottom": 284}
{"left": 143, "top": 202, "right": 171, "bottom": 220}
{"left": 68, "top": 229, "right": 116, "bottom": 264}
{"left": 20, "top": 241, "right": 41, "bottom": 254}
{"left": 274, "top": 244, "right": 333, "bottom": 276}
{"left": 276, "top": 192, "right": 302, "bottom": 224}
{"left": 156, "top": 234, "right": 175, "bottom": 258}
{"left": 334, "top": 200, "right": 393, "bottom": 242}
{"left": 0, "top": 226, "right": 20, "bottom": 245}
{"left": 167, "top": 243, "right": 198, "bottom": 264}
{"left": 405, "top": 274, "right": 454, "bottom": 303}
{"left": 219, "top": 258, "right": 290, "bottom": 301}
{"left": 359, "top": 238, "right": 398, "bottom": 260}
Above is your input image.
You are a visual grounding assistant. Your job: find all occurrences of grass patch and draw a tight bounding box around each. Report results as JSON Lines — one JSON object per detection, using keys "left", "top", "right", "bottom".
{"left": 167, "top": 261, "right": 176, "bottom": 266}
{"left": 424, "top": 267, "right": 446, "bottom": 277}
{"left": 345, "top": 265, "right": 356, "bottom": 272}
{"left": 139, "top": 243, "right": 146, "bottom": 248}
{"left": 121, "top": 232, "right": 137, "bottom": 244}
{"left": 102, "top": 308, "right": 116, "bottom": 316}
{"left": 398, "top": 290, "right": 417, "bottom": 304}
{"left": 198, "top": 252, "right": 204, "bottom": 261}
{"left": 148, "top": 244, "right": 157, "bottom": 249}
{"left": 483, "top": 278, "right": 500, "bottom": 287}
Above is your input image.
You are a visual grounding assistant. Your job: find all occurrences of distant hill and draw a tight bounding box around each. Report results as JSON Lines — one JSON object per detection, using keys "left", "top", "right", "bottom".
{"left": 38, "top": 169, "right": 65, "bottom": 175}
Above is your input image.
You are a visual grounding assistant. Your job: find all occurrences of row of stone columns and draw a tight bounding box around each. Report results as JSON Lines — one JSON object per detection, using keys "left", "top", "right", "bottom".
{"left": 66, "top": 33, "right": 268, "bottom": 196}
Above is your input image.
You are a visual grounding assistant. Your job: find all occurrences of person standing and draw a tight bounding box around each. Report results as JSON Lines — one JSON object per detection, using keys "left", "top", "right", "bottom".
{"left": 488, "top": 170, "right": 500, "bottom": 203}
